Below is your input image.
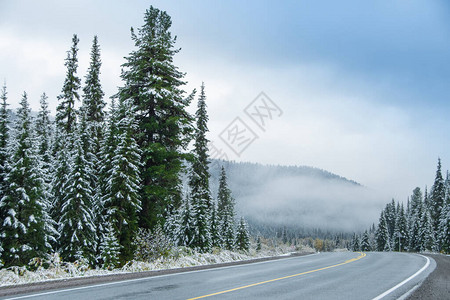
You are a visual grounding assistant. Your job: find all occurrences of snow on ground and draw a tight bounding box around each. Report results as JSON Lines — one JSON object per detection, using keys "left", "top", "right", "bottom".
{"left": 0, "top": 244, "right": 315, "bottom": 287}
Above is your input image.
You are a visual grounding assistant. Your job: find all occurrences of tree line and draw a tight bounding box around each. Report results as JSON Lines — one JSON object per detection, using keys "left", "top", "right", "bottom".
{"left": 0, "top": 6, "right": 250, "bottom": 269}
{"left": 351, "top": 159, "right": 450, "bottom": 253}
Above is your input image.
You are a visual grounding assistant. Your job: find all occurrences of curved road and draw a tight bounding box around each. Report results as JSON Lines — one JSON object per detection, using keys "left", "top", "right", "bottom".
{"left": 4, "top": 252, "right": 435, "bottom": 300}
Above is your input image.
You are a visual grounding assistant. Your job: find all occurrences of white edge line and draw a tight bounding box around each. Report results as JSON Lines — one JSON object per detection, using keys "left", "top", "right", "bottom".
{"left": 5, "top": 253, "right": 319, "bottom": 300}
{"left": 371, "top": 254, "right": 431, "bottom": 300}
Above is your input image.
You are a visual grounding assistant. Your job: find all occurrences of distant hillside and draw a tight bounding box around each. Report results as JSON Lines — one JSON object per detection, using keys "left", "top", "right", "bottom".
{"left": 208, "top": 160, "right": 381, "bottom": 234}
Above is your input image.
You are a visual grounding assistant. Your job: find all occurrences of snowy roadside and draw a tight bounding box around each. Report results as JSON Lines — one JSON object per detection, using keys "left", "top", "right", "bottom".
{"left": 0, "top": 245, "right": 315, "bottom": 288}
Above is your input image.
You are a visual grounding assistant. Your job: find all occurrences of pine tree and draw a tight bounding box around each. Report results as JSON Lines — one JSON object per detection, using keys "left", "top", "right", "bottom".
{"left": 82, "top": 35, "right": 105, "bottom": 126}
{"left": 351, "top": 233, "right": 360, "bottom": 251}
{"left": 210, "top": 201, "right": 221, "bottom": 248}
{"left": 99, "top": 222, "right": 120, "bottom": 270}
{"left": 408, "top": 187, "right": 423, "bottom": 252}
{"left": 81, "top": 36, "right": 106, "bottom": 257}
{"left": 361, "top": 230, "right": 371, "bottom": 251}
{"left": 56, "top": 34, "right": 81, "bottom": 134}
{"left": 393, "top": 203, "right": 407, "bottom": 251}
{"left": 376, "top": 211, "right": 391, "bottom": 251}
{"left": 103, "top": 99, "right": 142, "bottom": 263}
{"left": 235, "top": 217, "right": 250, "bottom": 252}
{"left": 217, "top": 167, "right": 235, "bottom": 250}
{"left": 35, "top": 93, "right": 53, "bottom": 177}
{"left": 256, "top": 236, "right": 262, "bottom": 251}
{"left": 174, "top": 195, "right": 195, "bottom": 247}
{"left": 49, "top": 132, "right": 71, "bottom": 246}
{"left": 189, "top": 83, "right": 212, "bottom": 252}
{"left": 430, "top": 158, "right": 445, "bottom": 240}
{"left": 438, "top": 201, "right": 449, "bottom": 253}
{"left": 0, "top": 84, "right": 9, "bottom": 259}
{"left": 384, "top": 199, "right": 396, "bottom": 244}
{"left": 420, "top": 208, "right": 437, "bottom": 252}
{"left": 0, "top": 92, "right": 52, "bottom": 266}
{"left": 0, "top": 84, "right": 9, "bottom": 200}
{"left": 117, "top": 6, "right": 194, "bottom": 229}
{"left": 59, "top": 133, "right": 96, "bottom": 264}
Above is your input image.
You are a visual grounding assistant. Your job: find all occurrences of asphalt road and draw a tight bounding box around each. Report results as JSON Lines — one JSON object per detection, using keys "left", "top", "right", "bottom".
{"left": 3, "top": 252, "right": 435, "bottom": 300}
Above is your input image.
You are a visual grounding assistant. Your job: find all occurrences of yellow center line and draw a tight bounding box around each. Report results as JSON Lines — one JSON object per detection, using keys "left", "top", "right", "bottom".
{"left": 187, "top": 252, "right": 366, "bottom": 300}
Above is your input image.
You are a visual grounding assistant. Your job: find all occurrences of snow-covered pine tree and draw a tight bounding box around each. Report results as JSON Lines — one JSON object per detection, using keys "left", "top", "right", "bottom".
{"left": 174, "top": 195, "right": 195, "bottom": 247}
{"left": 0, "top": 92, "right": 52, "bottom": 267}
{"left": 117, "top": 6, "right": 194, "bottom": 230}
{"left": 376, "top": 211, "right": 391, "bottom": 251}
{"left": 351, "top": 233, "right": 360, "bottom": 251}
{"left": 235, "top": 217, "right": 250, "bottom": 252}
{"left": 189, "top": 83, "right": 212, "bottom": 252}
{"left": 217, "top": 166, "right": 235, "bottom": 250}
{"left": 282, "top": 226, "right": 288, "bottom": 244}
{"left": 0, "top": 84, "right": 9, "bottom": 259}
{"left": 430, "top": 158, "right": 445, "bottom": 242}
{"left": 56, "top": 34, "right": 81, "bottom": 135}
{"left": 393, "top": 202, "right": 407, "bottom": 251}
{"left": 361, "top": 230, "right": 371, "bottom": 251}
{"left": 408, "top": 187, "right": 423, "bottom": 252}
{"left": 35, "top": 93, "right": 53, "bottom": 181}
{"left": 438, "top": 199, "right": 449, "bottom": 253}
{"left": 49, "top": 130, "right": 71, "bottom": 249}
{"left": 58, "top": 130, "right": 96, "bottom": 264}
{"left": 0, "top": 84, "right": 9, "bottom": 200}
{"left": 99, "top": 221, "right": 120, "bottom": 270}
{"left": 81, "top": 36, "right": 106, "bottom": 258}
{"left": 419, "top": 208, "right": 437, "bottom": 252}
{"left": 210, "top": 201, "right": 221, "bottom": 248}
{"left": 384, "top": 199, "right": 396, "bottom": 245}
{"left": 256, "top": 236, "right": 262, "bottom": 251}
{"left": 103, "top": 98, "right": 142, "bottom": 263}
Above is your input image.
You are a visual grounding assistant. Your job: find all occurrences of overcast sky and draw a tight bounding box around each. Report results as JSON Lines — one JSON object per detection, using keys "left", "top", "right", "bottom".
{"left": 1, "top": 0, "right": 450, "bottom": 203}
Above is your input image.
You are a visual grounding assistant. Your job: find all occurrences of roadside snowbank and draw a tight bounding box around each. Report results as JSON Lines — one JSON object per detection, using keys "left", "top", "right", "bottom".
{"left": 0, "top": 245, "right": 314, "bottom": 287}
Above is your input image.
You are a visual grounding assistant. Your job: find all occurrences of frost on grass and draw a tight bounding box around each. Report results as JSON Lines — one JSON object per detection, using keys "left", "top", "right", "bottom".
{"left": 0, "top": 242, "right": 311, "bottom": 287}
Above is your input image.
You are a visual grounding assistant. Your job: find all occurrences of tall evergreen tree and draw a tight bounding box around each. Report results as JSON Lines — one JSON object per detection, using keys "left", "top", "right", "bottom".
{"left": 0, "top": 84, "right": 10, "bottom": 205}
{"left": 235, "top": 217, "right": 250, "bottom": 252}
{"left": 438, "top": 201, "right": 449, "bottom": 253}
{"left": 174, "top": 195, "right": 195, "bottom": 247}
{"left": 82, "top": 35, "right": 105, "bottom": 126}
{"left": 56, "top": 34, "right": 81, "bottom": 135}
{"left": 99, "top": 221, "right": 120, "bottom": 270}
{"left": 393, "top": 203, "right": 407, "bottom": 251}
{"left": 189, "top": 83, "right": 212, "bottom": 252}
{"left": 384, "top": 199, "right": 396, "bottom": 243}
{"left": 81, "top": 36, "right": 106, "bottom": 254}
{"left": 35, "top": 93, "right": 53, "bottom": 176}
{"left": 419, "top": 208, "right": 437, "bottom": 252}
{"left": 376, "top": 211, "right": 391, "bottom": 251}
{"left": 430, "top": 158, "right": 445, "bottom": 238}
{"left": 0, "top": 93, "right": 52, "bottom": 266}
{"left": 361, "top": 230, "right": 371, "bottom": 251}
{"left": 351, "top": 233, "right": 360, "bottom": 251}
{"left": 0, "top": 84, "right": 9, "bottom": 259}
{"left": 58, "top": 132, "right": 96, "bottom": 264}
{"left": 103, "top": 99, "right": 142, "bottom": 263}
{"left": 408, "top": 187, "right": 423, "bottom": 252}
{"left": 117, "top": 6, "right": 194, "bottom": 229}
{"left": 217, "top": 167, "right": 235, "bottom": 250}
{"left": 210, "top": 201, "right": 220, "bottom": 248}
{"left": 49, "top": 132, "right": 71, "bottom": 245}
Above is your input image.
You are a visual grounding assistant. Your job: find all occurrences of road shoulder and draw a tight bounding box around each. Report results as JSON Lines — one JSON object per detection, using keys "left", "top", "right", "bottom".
{"left": 406, "top": 254, "right": 450, "bottom": 300}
